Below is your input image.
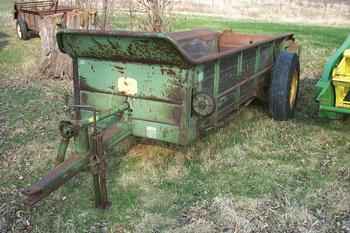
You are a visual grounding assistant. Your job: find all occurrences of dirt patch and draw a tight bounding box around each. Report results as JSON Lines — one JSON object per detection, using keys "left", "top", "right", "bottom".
{"left": 0, "top": 188, "right": 32, "bottom": 233}
{"left": 129, "top": 143, "right": 176, "bottom": 159}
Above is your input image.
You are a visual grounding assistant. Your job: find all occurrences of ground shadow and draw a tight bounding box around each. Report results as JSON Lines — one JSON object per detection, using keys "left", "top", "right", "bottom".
{"left": 296, "top": 77, "right": 320, "bottom": 118}
{"left": 293, "top": 76, "right": 350, "bottom": 133}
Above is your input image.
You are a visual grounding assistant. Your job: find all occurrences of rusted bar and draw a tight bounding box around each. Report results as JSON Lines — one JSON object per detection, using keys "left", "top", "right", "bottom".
{"left": 217, "top": 65, "right": 272, "bottom": 98}
{"left": 21, "top": 156, "right": 88, "bottom": 206}
{"left": 90, "top": 128, "right": 110, "bottom": 208}
{"left": 95, "top": 134, "right": 110, "bottom": 208}
{"left": 72, "top": 59, "right": 81, "bottom": 121}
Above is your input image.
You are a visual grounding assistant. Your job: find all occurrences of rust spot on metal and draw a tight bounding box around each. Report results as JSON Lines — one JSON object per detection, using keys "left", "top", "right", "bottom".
{"left": 131, "top": 94, "right": 182, "bottom": 105}
{"left": 79, "top": 76, "right": 114, "bottom": 95}
{"left": 114, "top": 65, "right": 124, "bottom": 69}
{"left": 100, "top": 123, "right": 119, "bottom": 143}
{"left": 113, "top": 65, "right": 125, "bottom": 74}
{"left": 160, "top": 67, "right": 177, "bottom": 77}
{"left": 167, "top": 87, "right": 184, "bottom": 103}
{"left": 90, "top": 65, "right": 95, "bottom": 72}
{"left": 218, "top": 30, "right": 273, "bottom": 51}
{"left": 73, "top": 60, "right": 81, "bottom": 120}
{"left": 171, "top": 106, "right": 182, "bottom": 126}
{"left": 117, "top": 91, "right": 127, "bottom": 96}
{"left": 177, "top": 126, "right": 189, "bottom": 145}
{"left": 80, "top": 91, "right": 88, "bottom": 105}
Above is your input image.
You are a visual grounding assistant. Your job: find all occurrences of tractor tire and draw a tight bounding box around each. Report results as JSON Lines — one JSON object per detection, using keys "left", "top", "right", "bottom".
{"left": 269, "top": 51, "right": 300, "bottom": 121}
{"left": 16, "top": 20, "right": 29, "bottom": 40}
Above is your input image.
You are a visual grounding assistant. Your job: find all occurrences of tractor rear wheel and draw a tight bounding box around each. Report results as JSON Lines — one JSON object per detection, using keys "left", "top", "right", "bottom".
{"left": 269, "top": 51, "right": 300, "bottom": 121}
{"left": 16, "top": 20, "right": 29, "bottom": 40}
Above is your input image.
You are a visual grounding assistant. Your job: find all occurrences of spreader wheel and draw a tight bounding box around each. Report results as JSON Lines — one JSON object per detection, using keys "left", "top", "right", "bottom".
{"left": 16, "top": 20, "right": 29, "bottom": 40}
{"left": 269, "top": 51, "right": 300, "bottom": 121}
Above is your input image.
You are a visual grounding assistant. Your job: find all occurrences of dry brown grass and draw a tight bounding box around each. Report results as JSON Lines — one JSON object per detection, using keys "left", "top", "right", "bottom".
{"left": 173, "top": 0, "right": 350, "bottom": 26}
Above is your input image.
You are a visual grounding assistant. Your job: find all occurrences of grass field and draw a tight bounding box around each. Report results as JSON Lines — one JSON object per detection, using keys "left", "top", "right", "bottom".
{"left": 1, "top": 4, "right": 350, "bottom": 233}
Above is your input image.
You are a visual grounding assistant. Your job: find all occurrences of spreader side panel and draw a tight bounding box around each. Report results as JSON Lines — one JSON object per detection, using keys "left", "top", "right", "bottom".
{"left": 77, "top": 59, "right": 197, "bottom": 145}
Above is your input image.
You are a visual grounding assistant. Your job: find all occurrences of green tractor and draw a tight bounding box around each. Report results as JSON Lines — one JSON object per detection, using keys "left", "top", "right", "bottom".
{"left": 316, "top": 35, "right": 350, "bottom": 119}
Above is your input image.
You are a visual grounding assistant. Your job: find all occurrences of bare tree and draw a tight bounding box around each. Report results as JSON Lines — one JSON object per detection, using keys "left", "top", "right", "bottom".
{"left": 102, "top": 0, "right": 116, "bottom": 30}
{"left": 127, "top": 0, "right": 137, "bottom": 30}
{"left": 127, "top": 0, "right": 173, "bottom": 32}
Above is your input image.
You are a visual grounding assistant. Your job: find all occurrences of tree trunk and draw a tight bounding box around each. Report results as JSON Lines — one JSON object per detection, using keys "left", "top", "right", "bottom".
{"left": 38, "top": 10, "right": 97, "bottom": 79}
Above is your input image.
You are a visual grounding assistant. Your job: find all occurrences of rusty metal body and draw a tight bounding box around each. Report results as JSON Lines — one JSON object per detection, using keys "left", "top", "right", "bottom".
{"left": 14, "top": 0, "right": 75, "bottom": 34}
{"left": 22, "top": 29, "right": 298, "bottom": 208}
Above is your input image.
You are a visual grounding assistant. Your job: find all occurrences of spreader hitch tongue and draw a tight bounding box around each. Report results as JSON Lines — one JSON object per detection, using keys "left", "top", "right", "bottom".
{"left": 21, "top": 156, "right": 88, "bottom": 206}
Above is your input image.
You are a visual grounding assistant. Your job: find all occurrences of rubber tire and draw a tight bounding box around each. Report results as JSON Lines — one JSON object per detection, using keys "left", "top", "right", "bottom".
{"left": 269, "top": 51, "right": 300, "bottom": 121}
{"left": 16, "top": 20, "right": 29, "bottom": 40}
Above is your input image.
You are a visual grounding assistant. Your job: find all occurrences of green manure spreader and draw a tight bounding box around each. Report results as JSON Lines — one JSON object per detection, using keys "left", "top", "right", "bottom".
{"left": 22, "top": 29, "right": 301, "bottom": 208}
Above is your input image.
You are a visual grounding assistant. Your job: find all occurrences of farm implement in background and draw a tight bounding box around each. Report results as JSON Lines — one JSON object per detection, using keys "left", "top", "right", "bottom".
{"left": 21, "top": 28, "right": 300, "bottom": 208}
{"left": 14, "top": 0, "right": 74, "bottom": 40}
{"left": 14, "top": 0, "right": 97, "bottom": 40}
{"left": 316, "top": 35, "right": 350, "bottom": 119}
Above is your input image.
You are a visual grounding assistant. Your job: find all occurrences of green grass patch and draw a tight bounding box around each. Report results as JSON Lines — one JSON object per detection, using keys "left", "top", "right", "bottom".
{"left": 174, "top": 16, "right": 349, "bottom": 48}
{"left": 0, "top": 29, "right": 41, "bottom": 67}
{"left": 0, "top": 0, "right": 13, "bottom": 12}
{"left": 0, "top": 84, "right": 64, "bottom": 156}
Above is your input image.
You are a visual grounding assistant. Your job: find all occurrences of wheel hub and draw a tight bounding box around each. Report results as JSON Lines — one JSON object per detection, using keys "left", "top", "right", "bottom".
{"left": 17, "top": 24, "right": 22, "bottom": 39}
{"left": 289, "top": 71, "right": 299, "bottom": 108}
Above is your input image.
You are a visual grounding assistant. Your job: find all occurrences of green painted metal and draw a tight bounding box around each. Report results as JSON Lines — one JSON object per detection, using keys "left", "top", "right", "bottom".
{"left": 77, "top": 58, "right": 195, "bottom": 145}
{"left": 57, "top": 30, "right": 192, "bottom": 68}
{"left": 75, "top": 127, "right": 90, "bottom": 155}
{"left": 23, "top": 29, "right": 298, "bottom": 208}
{"left": 316, "top": 34, "right": 350, "bottom": 118}
{"left": 320, "top": 105, "right": 350, "bottom": 114}
{"left": 56, "top": 138, "right": 69, "bottom": 164}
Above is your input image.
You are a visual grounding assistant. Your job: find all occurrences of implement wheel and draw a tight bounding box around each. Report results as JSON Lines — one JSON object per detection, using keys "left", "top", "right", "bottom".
{"left": 16, "top": 20, "right": 29, "bottom": 40}
{"left": 269, "top": 51, "right": 300, "bottom": 121}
